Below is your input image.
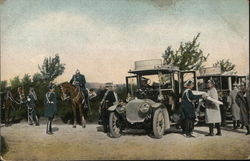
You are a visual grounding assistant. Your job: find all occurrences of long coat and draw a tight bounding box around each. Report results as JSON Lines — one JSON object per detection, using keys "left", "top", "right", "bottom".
{"left": 101, "top": 89, "right": 118, "bottom": 108}
{"left": 235, "top": 91, "right": 249, "bottom": 126}
{"left": 229, "top": 88, "right": 241, "bottom": 121}
{"left": 181, "top": 89, "right": 202, "bottom": 120}
{"left": 44, "top": 92, "right": 57, "bottom": 118}
{"left": 205, "top": 87, "right": 221, "bottom": 124}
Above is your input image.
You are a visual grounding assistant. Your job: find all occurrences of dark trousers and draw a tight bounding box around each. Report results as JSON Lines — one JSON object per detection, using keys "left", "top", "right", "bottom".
{"left": 184, "top": 119, "right": 194, "bottom": 136}
{"left": 99, "top": 107, "right": 110, "bottom": 132}
{"left": 220, "top": 106, "right": 227, "bottom": 126}
{"left": 208, "top": 123, "right": 221, "bottom": 135}
{"left": 46, "top": 115, "right": 54, "bottom": 133}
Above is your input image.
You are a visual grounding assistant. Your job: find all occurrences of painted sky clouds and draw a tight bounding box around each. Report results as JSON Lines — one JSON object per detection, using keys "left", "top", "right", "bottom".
{"left": 0, "top": 0, "right": 249, "bottom": 84}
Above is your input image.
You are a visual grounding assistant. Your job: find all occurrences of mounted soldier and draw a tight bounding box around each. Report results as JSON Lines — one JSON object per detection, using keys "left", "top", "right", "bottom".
{"left": 26, "top": 87, "right": 39, "bottom": 126}
{"left": 70, "top": 69, "right": 89, "bottom": 109}
{"left": 98, "top": 82, "right": 119, "bottom": 133}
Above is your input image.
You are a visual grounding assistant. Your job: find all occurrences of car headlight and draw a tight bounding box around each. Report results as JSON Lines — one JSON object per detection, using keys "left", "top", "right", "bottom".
{"left": 116, "top": 104, "right": 125, "bottom": 113}
{"left": 139, "top": 103, "right": 150, "bottom": 113}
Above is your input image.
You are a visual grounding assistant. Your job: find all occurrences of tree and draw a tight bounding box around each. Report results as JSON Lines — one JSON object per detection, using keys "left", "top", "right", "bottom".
{"left": 0, "top": 80, "right": 8, "bottom": 92}
{"left": 213, "top": 59, "right": 236, "bottom": 74}
{"left": 38, "top": 54, "right": 65, "bottom": 82}
{"left": 162, "top": 33, "right": 209, "bottom": 70}
{"left": 32, "top": 73, "right": 43, "bottom": 83}
{"left": 10, "top": 76, "right": 21, "bottom": 89}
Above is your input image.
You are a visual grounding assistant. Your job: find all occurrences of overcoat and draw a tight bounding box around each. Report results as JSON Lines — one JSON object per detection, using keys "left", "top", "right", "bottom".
{"left": 229, "top": 88, "right": 241, "bottom": 121}
{"left": 205, "top": 87, "right": 222, "bottom": 124}
{"left": 180, "top": 89, "right": 202, "bottom": 120}
{"left": 235, "top": 91, "right": 249, "bottom": 126}
{"left": 70, "top": 74, "right": 86, "bottom": 88}
{"left": 44, "top": 92, "right": 57, "bottom": 118}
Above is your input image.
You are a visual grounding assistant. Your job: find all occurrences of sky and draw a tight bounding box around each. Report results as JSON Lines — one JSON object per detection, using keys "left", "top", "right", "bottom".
{"left": 0, "top": 0, "right": 249, "bottom": 84}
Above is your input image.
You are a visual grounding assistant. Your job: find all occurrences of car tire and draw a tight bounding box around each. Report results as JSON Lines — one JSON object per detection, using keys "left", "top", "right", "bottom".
{"left": 109, "top": 112, "right": 121, "bottom": 138}
{"left": 153, "top": 108, "right": 165, "bottom": 139}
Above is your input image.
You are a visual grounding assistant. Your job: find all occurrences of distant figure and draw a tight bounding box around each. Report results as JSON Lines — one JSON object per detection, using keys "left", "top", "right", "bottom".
{"left": 229, "top": 83, "right": 241, "bottom": 129}
{"left": 44, "top": 84, "right": 57, "bottom": 135}
{"left": 26, "top": 87, "right": 39, "bottom": 126}
{"left": 235, "top": 83, "right": 250, "bottom": 135}
{"left": 205, "top": 79, "right": 222, "bottom": 136}
{"left": 99, "top": 82, "right": 119, "bottom": 133}
{"left": 70, "top": 69, "right": 89, "bottom": 108}
{"left": 180, "top": 80, "right": 204, "bottom": 138}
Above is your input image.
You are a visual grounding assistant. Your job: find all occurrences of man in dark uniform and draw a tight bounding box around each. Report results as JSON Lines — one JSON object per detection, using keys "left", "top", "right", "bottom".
{"left": 26, "top": 87, "right": 39, "bottom": 126}
{"left": 98, "top": 82, "right": 118, "bottom": 133}
{"left": 181, "top": 80, "right": 205, "bottom": 138}
{"left": 44, "top": 84, "right": 57, "bottom": 135}
{"left": 70, "top": 69, "right": 89, "bottom": 108}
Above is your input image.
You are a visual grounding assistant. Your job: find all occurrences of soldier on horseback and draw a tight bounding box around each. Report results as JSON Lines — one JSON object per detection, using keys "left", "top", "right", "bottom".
{"left": 70, "top": 69, "right": 89, "bottom": 109}
{"left": 26, "top": 87, "right": 39, "bottom": 126}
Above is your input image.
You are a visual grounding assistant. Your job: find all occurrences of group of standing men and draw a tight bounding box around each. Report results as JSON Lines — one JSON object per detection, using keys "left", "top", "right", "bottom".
{"left": 181, "top": 79, "right": 250, "bottom": 138}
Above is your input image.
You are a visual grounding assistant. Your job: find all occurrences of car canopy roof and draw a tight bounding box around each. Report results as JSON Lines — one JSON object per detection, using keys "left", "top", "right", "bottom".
{"left": 128, "top": 65, "right": 179, "bottom": 75}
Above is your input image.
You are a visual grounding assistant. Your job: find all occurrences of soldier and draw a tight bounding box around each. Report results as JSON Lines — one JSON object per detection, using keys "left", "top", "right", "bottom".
{"left": 181, "top": 80, "right": 205, "bottom": 138}
{"left": 70, "top": 69, "right": 89, "bottom": 108}
{"left": 235, "top": 83, "right": 250, "bottom": 135}
{"left": 229, "top": 83, "right": 241, "bottom": 129}
{"left": 44, "top": 84, "right": 57, "bottom": 135}
{"left": 99, "top": 82, "right": 119, "bottom": 133}
{"left": 26, "top": 87, "right": 39, "bottom": 126}
{"left": 205, "top": 79, "right": 222, "bottom": 136}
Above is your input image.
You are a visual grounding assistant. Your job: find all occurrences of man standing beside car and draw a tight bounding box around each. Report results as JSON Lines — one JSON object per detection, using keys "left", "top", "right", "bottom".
{"left": 181, "top": 80, "right": 205, "bottom": 138}
{"left": 99, "top": 82, "right": 119, "bottom": 133}
{"left": 204, "top": 79, "right": 222, "bottom": 136}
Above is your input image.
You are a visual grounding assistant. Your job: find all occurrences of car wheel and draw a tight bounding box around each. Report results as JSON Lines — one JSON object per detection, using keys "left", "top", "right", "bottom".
{"left": 109, "top": 112, "right": 121, "bottom": 138}
{"left": 153, "top": 108, "right": 165, "bottom": 139}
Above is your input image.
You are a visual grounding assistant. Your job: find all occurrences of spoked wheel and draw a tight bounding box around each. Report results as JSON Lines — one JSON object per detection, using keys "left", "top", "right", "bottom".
{"left": 153, "top": 108, "right": 165, "bottom": 139}
{"left": 109, "top": 112, "right": 121, "bottom": 138}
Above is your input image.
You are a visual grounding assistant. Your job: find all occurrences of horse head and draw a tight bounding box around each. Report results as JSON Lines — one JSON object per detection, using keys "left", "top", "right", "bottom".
{"left": 59, "top": 82, "right": 73, "bottom": 101}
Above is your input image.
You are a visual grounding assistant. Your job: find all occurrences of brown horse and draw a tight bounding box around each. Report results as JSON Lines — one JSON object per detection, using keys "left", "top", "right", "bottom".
{"left": 59, "top": 82, "right": 87, "bottom": 128}
{"left": 2, "top": 86, "right": 26, "bottom": 126}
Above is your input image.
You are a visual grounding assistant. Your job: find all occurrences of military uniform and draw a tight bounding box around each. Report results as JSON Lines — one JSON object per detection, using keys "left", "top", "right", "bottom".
{"left": 235, "top": 90, "right": 250, "bottom": 135}
{"left": 44, "top": 88, "right": 57, "bottom": 134}
{"left": 229, "top": 88, "right": 241, "bottom": 128}
{"left": 26, "top": 91, "right": 39, "bottom": 126}
{"left": 70, "top": 73, "right": 89, "bottom": 108}
{"left": 181, "top": 88, "right": 202, "bottom": 137}
{"left": 99, "top": 85, "right": 118, "bottom": 133}
{"left": 205, "top": 81, "right": 222, "bottom": 136}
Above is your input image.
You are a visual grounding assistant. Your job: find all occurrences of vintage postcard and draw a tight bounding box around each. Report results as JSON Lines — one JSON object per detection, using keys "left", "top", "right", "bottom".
{"left": 0, "top": 0, "right": 249, "bottom": 160}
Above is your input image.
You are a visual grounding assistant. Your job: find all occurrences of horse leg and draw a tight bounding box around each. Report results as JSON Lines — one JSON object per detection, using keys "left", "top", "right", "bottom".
{"left": 5, "top": 106, "right": 9, "bottom": 127}
{"left": 72, "top": 105, "right": 77, "bottom": 128}
{"left": 79, "top": 104, "right": 86, "bottom": 128}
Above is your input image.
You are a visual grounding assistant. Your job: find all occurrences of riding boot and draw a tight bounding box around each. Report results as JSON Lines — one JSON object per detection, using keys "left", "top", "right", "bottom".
{"left": 35, "top": 116, "right": 39, "bottom": 126}
{"left": 236, "top": 120, "right": 240, "bottom": 128}
{"left": 46, "top": 122, "right": 49, "bottom": 134}
{"left": 246, "top": 126, "right": 250, "bottom": 135}
{"left": 205, "top": 124, "right": 214, "bottom": 136}
{"left": 215, "top": 123, "right": 222, "bottom": 136}
{"left": 49, "top": 120, "right": 53, "bottom": 134}
{"left": 233, "top": 121, "right": 237, "bottom": 129}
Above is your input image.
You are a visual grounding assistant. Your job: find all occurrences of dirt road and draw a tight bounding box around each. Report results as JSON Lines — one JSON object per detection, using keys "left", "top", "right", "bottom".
{"left": 1, "top": 121, "right": 250, "bottom": 160}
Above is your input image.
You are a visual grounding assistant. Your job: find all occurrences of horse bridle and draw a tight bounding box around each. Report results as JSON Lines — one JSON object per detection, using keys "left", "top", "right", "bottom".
{"left": 7, "top": 87, "right": 25, "bottom": 105}
{"left": 60, "top": 85, "right": 70, "bottom": 101}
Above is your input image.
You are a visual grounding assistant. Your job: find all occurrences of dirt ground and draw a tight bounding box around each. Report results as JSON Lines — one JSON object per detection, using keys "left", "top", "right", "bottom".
{"left": 1, "top": 119, "right": 250, "bottom": 160}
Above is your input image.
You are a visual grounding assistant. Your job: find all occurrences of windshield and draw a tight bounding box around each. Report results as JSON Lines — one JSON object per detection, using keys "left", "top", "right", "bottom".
{"left": 140, "top": 73, "right": 172, "bottom": 89}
